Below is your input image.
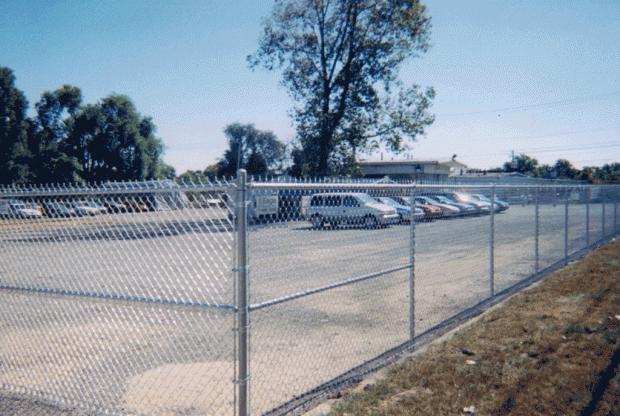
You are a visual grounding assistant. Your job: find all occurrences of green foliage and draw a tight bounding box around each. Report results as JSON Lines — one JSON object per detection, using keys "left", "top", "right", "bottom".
{"left": 503, "top": 154, "right": 539, "bottom": 174}
{"left": 216, "top": 122, "right": 286, "bottom": 178}
{"left": 531, "top": 159, "right": 578, "bottom": 180}
{"left": 587, "top": 163, "right": 620, "bottom": 184}
{"left": 0, "top": 67, "right": 167, "bottom": 186}
{"left": 157, "top": 162, "right": 177, "bottom": 180}
{"left": 250, "top": 0, "right": 435, "bottom": 177}
{"left": 0, "top": 67, "right": 30, "bottom": 184}
{"left": 29, "top": 85, "right": 83, "bottom": 184}
{"left": 497, "top": 153, "right": 620, "bottom": 184}
{"left": 177, "top": 170, "right": 206, "bottom": 183}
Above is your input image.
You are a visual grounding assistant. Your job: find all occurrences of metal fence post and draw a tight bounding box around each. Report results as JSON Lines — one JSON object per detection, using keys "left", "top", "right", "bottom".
{"left": 235, "top": 169, "right": 249, "bottom": 416}
{"left": 535, "top": 185, "right": 540, "bottom": 274}
{"left": 409, "top": 184, "right": 416, "bottom": 341}
{"left": 602, "top": 202, "right": 606, "bottom": 241}
{"left": 586, "top": 188, "right": 590, "bottom": 247}
{"left": 614, "top": 201, "right": 618, "bottom": 234}
{"left": 564, "top": 189, "right": 569, "bottom": 258}
{"left": 490, "top": 186, "right": 495, "bottom": 297}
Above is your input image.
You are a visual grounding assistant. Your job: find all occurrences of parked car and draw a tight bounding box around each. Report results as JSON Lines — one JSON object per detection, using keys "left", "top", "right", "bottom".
{"left": 44, "top": 202, "right": 77, "bottom": 218}
{"left": 101, "top": 199, "right": 128, "bottom": 213}
{"left": 414, "top": 196, "right": 461, "bottom": 217}
{"left": 394, "top": 196, "right": 443, "bottom": 221}
{"left": 125, "top": 198, "right": 150, "bottom": 213}
{"left": 303, "top": 192, "right": 400, "bottom": 229}
{"left": 375, "top": 196, "right": 413, "bottom": 223}
{"left": 435, "top": 192, "right": 492, "bottom": 215}
{"left": 0, "top": 199, "right": 43, "bottom": 219}
{"left": 412, "top": 206, "right": 426, "bottom": 222}
{"left": 426, "top": 195, "right": 478, "bottom": 216}
{"left": 73, "top": 201, "right": 107, "bottom": 216}
{"left": 470, "top": 194, "right": 510, "bottom": 212}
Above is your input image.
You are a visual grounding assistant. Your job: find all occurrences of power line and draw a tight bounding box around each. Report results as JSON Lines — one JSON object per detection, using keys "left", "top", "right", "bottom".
{"left": 515, "top": 143, "right": 620, "bottom": 155}
{"left": 457, "top": 144, "right": 620, "bottom": 159}
{"left": 437, "top": 91, "right": 620, "bottom": 118}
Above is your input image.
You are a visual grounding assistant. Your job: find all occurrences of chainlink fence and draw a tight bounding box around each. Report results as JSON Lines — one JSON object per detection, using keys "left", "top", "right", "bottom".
{"left": 1, "top": 173, "right": 619, "bottom": 415}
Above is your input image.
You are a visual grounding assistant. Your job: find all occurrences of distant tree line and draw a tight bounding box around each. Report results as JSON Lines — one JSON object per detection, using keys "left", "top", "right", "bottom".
{"left": 473, "top": 153, "right": 620, "bottom": 184}
{"left": 1, "top": 67, "right": 175, "bottom": 186}
{"left": 5, "top": 63, "right": 617, "bottom": 186}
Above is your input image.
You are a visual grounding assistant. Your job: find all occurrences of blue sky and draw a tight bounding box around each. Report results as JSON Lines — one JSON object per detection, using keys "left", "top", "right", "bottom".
{"left": 2, "top": 0, "right": 619, "bottom": 174}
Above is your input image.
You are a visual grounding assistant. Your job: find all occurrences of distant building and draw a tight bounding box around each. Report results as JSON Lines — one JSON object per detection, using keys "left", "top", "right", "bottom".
{"left": 358, "top": 159, "right": 456, "bottom": 182}
{"left": 442, "top": 158, "right": 469, "bottom": 176}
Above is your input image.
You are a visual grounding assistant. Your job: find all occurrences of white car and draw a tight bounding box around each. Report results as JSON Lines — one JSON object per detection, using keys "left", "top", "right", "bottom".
{"left": 471, "top": 194, "right": 510, "bottom": 212}
{"left": 375, "top": 196, "right": 413, "bottom": 223}
{"left": 0, "top": 200, "right": 43, "bottom": 219}
{"left": 426, "top": 195, "right": 478, "bottom": 216}
{"left": 72, "top": 201, "right": 107, "bottom": 216}
{"left": 438, "top": 192, "right": 492, "bottom": 215}
{"left": 304, "top": 192, "right": 400, "bottom": 229}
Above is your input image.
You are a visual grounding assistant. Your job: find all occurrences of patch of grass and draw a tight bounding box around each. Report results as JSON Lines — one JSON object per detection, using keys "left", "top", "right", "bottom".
{"left": 563, "top": 322, "right": 588, "bottom": 337}
{"left": 327, "top": 241, "right": 620, "bottom": 416}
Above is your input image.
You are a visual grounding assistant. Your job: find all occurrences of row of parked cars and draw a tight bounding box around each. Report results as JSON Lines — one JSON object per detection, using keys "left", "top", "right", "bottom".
{"left": 301, "top": 191, "right": 510, "bottom": 229}
{"left": 0, "top": 198, "right": 151, "bottom": 219}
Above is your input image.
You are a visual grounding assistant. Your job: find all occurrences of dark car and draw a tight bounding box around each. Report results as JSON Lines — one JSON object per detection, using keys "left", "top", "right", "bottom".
{"left": 125, "top": 198, "right": 150, "bottom": 213}
{"left": 45, "top": 202, "right": 77, "bottom": 218}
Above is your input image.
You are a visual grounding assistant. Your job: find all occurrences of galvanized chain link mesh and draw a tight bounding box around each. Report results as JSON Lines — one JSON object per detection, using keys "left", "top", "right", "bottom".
{"left": 1, "top": 180, "right": 236, "bottom": 415}
{"left": 1, "top": 177, "right": 619, "bottom": 416}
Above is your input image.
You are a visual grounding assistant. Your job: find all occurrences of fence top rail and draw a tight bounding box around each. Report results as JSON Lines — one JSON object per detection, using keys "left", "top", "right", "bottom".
{"left": 249, "top": 182, "right": 605, "bottom": 191}
{"left": 1, "top": 179, "right": 617, "bottom": 197}
{"left": 0, "top": 181, "right": 234, "bottom": 198}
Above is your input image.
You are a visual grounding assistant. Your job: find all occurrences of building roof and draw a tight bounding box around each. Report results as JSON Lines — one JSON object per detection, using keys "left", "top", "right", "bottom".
{"left": 452, "top": 171, "right": 529, "bottom": 178}
{"left": 441, "top": 159, "right": 468, "bottom": 169}
{"left": 358, "top": 159, "right": 440, "bottom": 166}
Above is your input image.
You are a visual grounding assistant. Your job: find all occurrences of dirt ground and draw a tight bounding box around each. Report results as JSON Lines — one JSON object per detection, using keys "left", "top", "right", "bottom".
{"left": 321, "top": 239, "right": 620, "bottom": 416}
{"left": 3, "top": 240, "right": 620, "bottom": 415}
{"left": 1, "top": 227, "right": 619, "bottom": 415}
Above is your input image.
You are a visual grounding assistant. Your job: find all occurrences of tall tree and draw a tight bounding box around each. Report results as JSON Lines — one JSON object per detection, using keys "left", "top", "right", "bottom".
{"left": 0, "top": 67, "right": 29, "bottom": 184}
{"left": 250, "top": 0, "right": 435, "bottom": 176}
{"left": 504, "top": 154, "right": 539, "bottom": 174}
{"left": 217, "top": 122, "right": 286, "bottom": 177}
{"left": 68, "top": 94, "right": 165, "bottom": 183}
{"left": 30, "top": 85, "right": 83, "bottom": 183}
{"left": 592, "top": 163, "right": 620, "bottom": 184}
{"left": 553, "top": 159, "right": 577, "bottom": 180}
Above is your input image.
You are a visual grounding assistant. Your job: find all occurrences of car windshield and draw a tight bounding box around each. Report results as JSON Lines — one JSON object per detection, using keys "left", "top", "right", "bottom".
{"left": 475, "top": 195, "right": 492, "bottom": 202}
{"left": 458, "top": 194, "right": 477, "bottom": 203}
{"left": 434, "top": 196, "right": 453, "bottom": 204}
{"left": 356, "top": 193, "right": 377, "bottom": 204}
{"left": 378, "top": 197, "right": 399, "bottom": 207}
